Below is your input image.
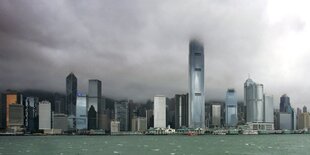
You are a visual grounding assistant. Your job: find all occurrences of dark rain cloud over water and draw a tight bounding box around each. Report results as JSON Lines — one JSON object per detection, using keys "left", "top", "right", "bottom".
{"left": 0, "top": 0, "right": 310, "bottom": 107}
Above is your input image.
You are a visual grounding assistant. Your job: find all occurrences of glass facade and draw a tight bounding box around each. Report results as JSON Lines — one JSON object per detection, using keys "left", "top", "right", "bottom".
{"left": 189, "top": 39, "right": 205, "bottom": 129}
{"left": 115, "top": 101, "right": 129, "bottom": 131}
{"left": 88, "top": 79, "right": 102, "bottom": 129}
{"left": 244, "top": 78, "right": 264, "bottom": 123}
{"left": 66, "top": 73, "right": 77, "bottom": 116}
{"left": 225, "top": 89, "right": 238, "bottom": 127}
{"left": 76, "top": 96, "right": 87, "bottom": 130}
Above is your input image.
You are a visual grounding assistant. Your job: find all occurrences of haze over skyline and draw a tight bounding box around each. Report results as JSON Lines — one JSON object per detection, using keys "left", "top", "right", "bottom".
{"left": 1, "top": 0, "right": 310, "bottom": 108}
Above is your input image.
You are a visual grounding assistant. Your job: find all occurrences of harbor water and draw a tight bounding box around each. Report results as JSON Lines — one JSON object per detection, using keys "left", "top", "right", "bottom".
{"left": 0, "top": 135, "right": 309, "bottom": 155}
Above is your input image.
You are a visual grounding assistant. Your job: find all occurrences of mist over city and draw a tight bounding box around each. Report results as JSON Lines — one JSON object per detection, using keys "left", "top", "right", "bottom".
{"left": 1, "top": 0, "right": 310, "bottom": 108}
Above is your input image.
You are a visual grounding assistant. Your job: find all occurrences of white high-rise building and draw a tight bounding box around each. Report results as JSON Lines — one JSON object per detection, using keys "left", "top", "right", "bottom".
{"left": 39, "top": 101, "right": 51, "bottom": 130}
{"left": 154, "top": 95, "right": 166, "bottom": 128}
{"left": 189, "top": 39, "right": 205, "bottom": 129}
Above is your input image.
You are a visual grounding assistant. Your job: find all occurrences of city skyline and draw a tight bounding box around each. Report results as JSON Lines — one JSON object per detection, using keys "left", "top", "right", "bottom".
{"left": 1, "top": 0, "right": 310, "bottom": 108}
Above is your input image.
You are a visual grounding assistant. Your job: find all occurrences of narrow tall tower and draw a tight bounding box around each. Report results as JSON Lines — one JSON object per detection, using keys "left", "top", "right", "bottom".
{"left": 189, "top": 39, "right": 205, "bottom": 129}
{"left": 66, "top": 73, "right": 77, "bottom": 116}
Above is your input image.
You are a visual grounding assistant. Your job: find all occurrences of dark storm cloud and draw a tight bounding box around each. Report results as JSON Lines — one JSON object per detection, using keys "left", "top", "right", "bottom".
{"left": 1, "top": 0, "right": 309, "bottom": 108}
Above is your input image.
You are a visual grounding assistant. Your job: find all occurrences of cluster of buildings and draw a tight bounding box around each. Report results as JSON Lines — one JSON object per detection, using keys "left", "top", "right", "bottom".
{"left": 0, "top": 39, "right": 309, "bottom": 135}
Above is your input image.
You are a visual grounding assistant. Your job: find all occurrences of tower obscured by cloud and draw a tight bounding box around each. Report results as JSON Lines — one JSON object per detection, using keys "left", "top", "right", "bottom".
{"left": 188, "top": 39, "right": 205, "bottom": 129}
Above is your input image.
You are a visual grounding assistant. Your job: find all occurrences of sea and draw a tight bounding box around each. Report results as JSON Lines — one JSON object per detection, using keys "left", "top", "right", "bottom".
{"left": 0, "top": 135, "right": 309, "bottom": 155}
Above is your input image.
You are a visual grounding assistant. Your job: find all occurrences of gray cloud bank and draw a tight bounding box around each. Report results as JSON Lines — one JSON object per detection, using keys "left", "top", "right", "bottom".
{"left": 0, "top": 0, "right": 309, "bottom": 108}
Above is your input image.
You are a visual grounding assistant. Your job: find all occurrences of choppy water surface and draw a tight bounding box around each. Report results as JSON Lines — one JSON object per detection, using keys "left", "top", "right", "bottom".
{"left": 0, "top": 135, "right": 309, "bottom": 155}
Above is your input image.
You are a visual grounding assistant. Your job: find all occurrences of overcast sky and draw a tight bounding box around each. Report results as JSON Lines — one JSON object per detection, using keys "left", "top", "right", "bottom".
{"left": 0, "top": 0, "right": 310, "bottom": 108}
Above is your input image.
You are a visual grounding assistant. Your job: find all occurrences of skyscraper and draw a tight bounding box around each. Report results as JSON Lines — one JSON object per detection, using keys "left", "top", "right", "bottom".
{"left": 24, "top": 97, "right": 39, "bottom": 133}
{"left": 211, "top": 104, "right": 221, "bottom": 127}
{"left": 244, "top": 78, "right": 264, "bottom": 123}
{"left": 189, "top": 39, "right": 205, "bottom": 129}
{"left": 154, "top": 95, "right": 166, "bottom": 128}
{"left": 66, "top": 73, "right": 77, "bottom": 116}
{"left": 114, "top": 101, "right": 129, "bottom": 131}
{"left": 263, "top": 95, "right": 274, "bottom": 123}
{"left": 225, "top": 89, "right": 238, "bottom": 127}
{"left": 280, "top": 94, "right": 291, "bottom": 113}
{"left": 88, "top": 79, "right": 102, "bottom": 129}
{"left": 303, "top": 106, "right": 307, "bottom": 113}
{"left": 0, "top": 91, "right": 22, "bottom": 129}
{"left": 76, "top": 95, "right": 87, "bottom": 130}
{"left": 175, "top": 94, "right": 189, "bottom": 129}
{"left": 39, "top": 101, "right": 51, "bottom": 130}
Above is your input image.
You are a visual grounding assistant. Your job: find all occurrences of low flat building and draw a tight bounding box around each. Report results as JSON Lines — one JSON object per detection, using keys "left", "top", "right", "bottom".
{"left": 131, "top": 117, "right": 147, "bottom": 132}
{"left": 111, "top": 120, "right": 120, "bottom": 133}
{"left": 53, "top": 113, "right": 68, "bottom": 132}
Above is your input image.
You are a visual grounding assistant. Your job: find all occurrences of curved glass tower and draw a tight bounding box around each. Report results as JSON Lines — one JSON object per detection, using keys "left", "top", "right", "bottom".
{"left": 189, "top": 39, "right": 205, "bottom": 129}
{"left": 244, "top": 78, "right": 264, "bottom": 123}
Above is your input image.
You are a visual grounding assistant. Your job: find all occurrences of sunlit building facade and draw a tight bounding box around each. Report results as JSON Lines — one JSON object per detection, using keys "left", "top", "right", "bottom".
{"left": 189, "top": 39, "right": 205, "bottom": 129}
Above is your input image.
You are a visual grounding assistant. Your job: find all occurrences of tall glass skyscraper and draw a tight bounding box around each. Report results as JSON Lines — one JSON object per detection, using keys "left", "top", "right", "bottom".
{"left": 76, "top": 95, "right": 87, "bottom": 130}
{"left": 66, "top": 73, "right": 77, "bottom": 116}
{"left": 225, "top": 89, "right": 238, "bottom": 127}
{"left": 244, "top": 78, "right": 264, "bottom": 123}
{"left": 88, "top": 79, "right": 102, "bottom": 129}
{"left": 189, "top": 39, "right": 205, "bottom": 129}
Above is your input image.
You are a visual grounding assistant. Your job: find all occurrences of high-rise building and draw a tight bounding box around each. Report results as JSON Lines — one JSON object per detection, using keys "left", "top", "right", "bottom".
{"left": 54, "top": 93, "right": 65, "bottom": 114}
{"left": 76, "top": 95, "right": 87, "bottom": 130}
{"left": 175, "top": 94, "right": 189, "bottom": 129}
{"left": 225, "top": 89, "right": 238, "bottom": 127}
{"left": 98, "top": 97, "right": 107, "bottom": 130}
{"left": 24, "top": 97, "right": 39, "bottom": 133}
{"left": 264, "top": 95, "right": 274, "bottom": 123}
{"left": 298, "top": 113, "right": 310, "bottom": 130}
{"left": 278, "top": 94, "right": 295, "bottom": 130}
{"left": 114, "top": 101, "right": 129, "bottom": 131}
{"left": 66, "top": 73, "right": 77, "bottom": 116}
{"left": 280, "top": 94, "right": 291, "bottom": 113}
{"left": 189, "top": 39, "right": 205, "bottom": 129}
{"left": 8, "top": 104, "right": 24, "bottom": 131}
{"left": 0, "top": 91, "right": 22, "bottom": 129}
{"left": 211, "top": 104, "right": 221, "bottom": 127}
{"left": 244, "top": 78, "right": 264, "bottom": 123}
{"left": 303, "top": 106, "right": 307, "bottom": 113}
{"left": 88, "top": 105, "right": 97, "bottom": 130}
{"left": 146, "top": 109, "right": 153, "bottom": 129}
{"left": 87, "top": 79, "right": 102, "bottom": 129}
{"left": 154, "top": 95, "right": 166, "bottom": 128}
{"left": 39, "top": 101, "right": 51, "bottom": 130}
{"left": 88, "top": 79, "right": 102, "bottom": 129}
